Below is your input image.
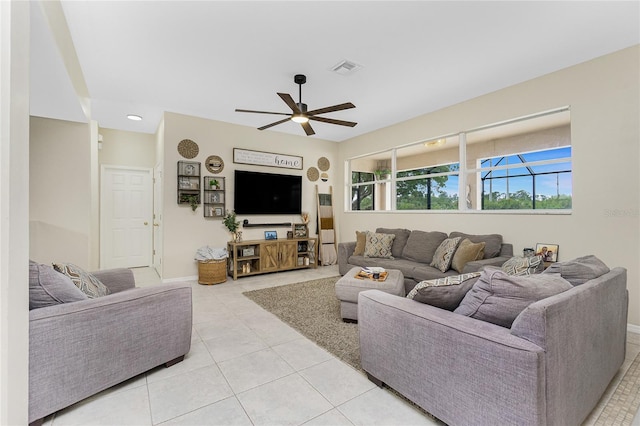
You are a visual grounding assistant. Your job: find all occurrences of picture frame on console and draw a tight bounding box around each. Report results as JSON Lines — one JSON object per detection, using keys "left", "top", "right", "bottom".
{"left": 293, "top": 223, "right": 308, "bottom": 238}
{"left": 264, "top": 230, "right": 277, "bottom": 240}
{"left": 535, "top": 243, "right": 559, "bottom": 262}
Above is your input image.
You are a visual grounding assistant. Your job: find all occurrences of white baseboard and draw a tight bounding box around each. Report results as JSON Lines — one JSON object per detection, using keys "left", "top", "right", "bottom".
{"left": 628, "top": 323, "right": 640, "bottom": 335}
{"left": 162, "top": 275, "right": 198, "bottom": 284}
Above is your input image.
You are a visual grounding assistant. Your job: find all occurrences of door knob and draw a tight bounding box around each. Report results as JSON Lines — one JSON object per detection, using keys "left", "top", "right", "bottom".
{"left": 144, "top": 221, "right": 148, "bottom": 225}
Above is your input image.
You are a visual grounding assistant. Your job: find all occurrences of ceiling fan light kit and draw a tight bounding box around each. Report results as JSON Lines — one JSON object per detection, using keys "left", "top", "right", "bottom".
{"left": 235, "top": 74, "right": 357, "bottom": 136}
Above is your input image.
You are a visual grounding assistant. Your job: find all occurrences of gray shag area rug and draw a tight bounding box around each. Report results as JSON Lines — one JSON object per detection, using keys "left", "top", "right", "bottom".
{"left": 243, "top": 276, "right": 360, "bottom": 370}
{"left": 242, "top": 276, "right": 640, "bottom": 425}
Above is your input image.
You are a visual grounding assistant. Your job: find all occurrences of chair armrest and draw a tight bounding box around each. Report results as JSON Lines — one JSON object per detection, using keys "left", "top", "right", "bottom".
{"left": 462, "top": 256, "right": 511, "bottom": 273}
{"left": 91, "top": 268, "right": 135, "bottom": 293}
{"left": 29, "top": 283, "right": 192, "bottom": 423}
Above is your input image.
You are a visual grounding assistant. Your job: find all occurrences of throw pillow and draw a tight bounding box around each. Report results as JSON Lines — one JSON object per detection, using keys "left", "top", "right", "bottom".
{"left": 401, "top": 230, "right": 448, "bottom": 264}
{"left": 451, "top": 239, "right": 486, "bottom": 274}
{"left": 407, "top": 272, "right": 481, "bottom": 311}
{"left": 29, "top": 260, "right": 88, "bottom": 310}
{"left": 454, "top": 268, "right": 572, "bottom": 328}
{"left": 449, "top": 232, "right": 503, "bottom": 259}
{"left": 430, "top": 237, "right": 462, "bottom": 273}
{"left": 53, "top": 262, "right": 110, "bottom": 299}
{"left": 375, "top": 228, "right": 411, "bottom": 258}
{"left": 363, "top": 232, "right": 396, "bottom": 259}
{"left": 542, "top": 255, "right": 610, "bottom": 286}
{"left": 353, "top": 231, "right": 367, "bottom": 256}
{"left": 501, "top": 255, "right": 544, "bottom": 276}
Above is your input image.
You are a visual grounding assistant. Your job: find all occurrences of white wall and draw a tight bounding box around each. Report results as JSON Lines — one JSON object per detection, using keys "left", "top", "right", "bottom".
{"left": 161, "top": 112, "right": 338, "bottom": 279}
{"left": 337, "top": 45, "right": 640, "bottom": 326}
{"left": 99, "top": 127, "right": 156, "bottom": 168}
{"left": 0, "top": 1, "right": 30, "bottom": 423}
{"left": 29, "top": 117, "right": 93, "bottom": 269}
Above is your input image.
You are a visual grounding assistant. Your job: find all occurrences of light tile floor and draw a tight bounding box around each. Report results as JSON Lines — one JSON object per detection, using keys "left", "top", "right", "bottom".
{"left": 43, "top": 266, "right": 639, "bottom": 426}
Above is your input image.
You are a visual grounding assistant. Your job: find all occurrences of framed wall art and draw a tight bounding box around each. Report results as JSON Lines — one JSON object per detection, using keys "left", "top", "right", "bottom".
{"left": 535, "top": 243, "right": 559, "bottom": 263}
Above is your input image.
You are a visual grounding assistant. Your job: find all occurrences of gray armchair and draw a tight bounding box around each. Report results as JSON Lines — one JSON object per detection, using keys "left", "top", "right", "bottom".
{"left": 29, "top": 268, "right": 192, "bottom": 425}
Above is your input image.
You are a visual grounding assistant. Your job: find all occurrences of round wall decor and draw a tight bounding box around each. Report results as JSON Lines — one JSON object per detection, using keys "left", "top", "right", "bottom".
{"left": 317, "top": 157, "right": 330, "bottom": 171}
{"left": 205, "top": 155, "right": 224, "bottom": 174}
{"left": 306, "top": 167, "right": 319, "bottom": 182}
{"left": 177, "top": 139, "right": 199, "bottom": 159}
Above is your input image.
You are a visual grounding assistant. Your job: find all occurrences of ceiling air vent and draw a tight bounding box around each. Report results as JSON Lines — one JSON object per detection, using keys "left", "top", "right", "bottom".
{"left": 331, "top": 60, "right": 362, "bottom": 76}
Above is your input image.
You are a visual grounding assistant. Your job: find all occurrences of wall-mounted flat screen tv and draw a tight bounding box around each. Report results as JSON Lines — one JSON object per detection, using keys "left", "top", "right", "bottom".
{"left": 234, "top": 170, "right": 302, "bottom": 215}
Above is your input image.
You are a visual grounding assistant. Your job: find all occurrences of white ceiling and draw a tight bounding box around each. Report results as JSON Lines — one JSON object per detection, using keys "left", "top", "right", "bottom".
{"left": 29, "top": 1, "right": 639, "bottom": 142}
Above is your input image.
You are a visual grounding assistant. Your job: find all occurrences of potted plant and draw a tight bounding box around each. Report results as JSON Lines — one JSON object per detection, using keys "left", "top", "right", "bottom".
{"left": 222, "top": 210, "right": 241, "bottom": 241}
{"left": 374, "top": 168, "right": 391, "bottom": 180}
{"left": 209, "top": 179, "right": 219, "bottom": 189}
{"left": 180, "top": 194, "right": 199, "bottom": 211}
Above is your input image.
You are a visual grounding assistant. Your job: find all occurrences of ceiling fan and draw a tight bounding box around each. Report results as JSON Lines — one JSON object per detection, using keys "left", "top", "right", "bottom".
{"left": 235, "top": 74, "right": 357, "bottom": 136}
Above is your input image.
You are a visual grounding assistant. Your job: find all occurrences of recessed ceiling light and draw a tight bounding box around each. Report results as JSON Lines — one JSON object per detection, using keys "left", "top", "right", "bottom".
{"left": 127, "top": 114, "right": 142, "bottom": 121}
{"left": 424, "top": 138, "right": 446, "bottom": 148}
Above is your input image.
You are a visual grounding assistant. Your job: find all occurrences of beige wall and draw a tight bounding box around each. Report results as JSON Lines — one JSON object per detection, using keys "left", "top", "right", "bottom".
{"left": 29, "top": 117, "right": 94, "bottom": 269}
{"left": 99, "top": 127, "right": 156, "bottom": 168}
{"left": 161, "top": 112, "right": 338, "bottom": 279}
{"left": 337, "top": 45, "right": 640, "bottom": 326}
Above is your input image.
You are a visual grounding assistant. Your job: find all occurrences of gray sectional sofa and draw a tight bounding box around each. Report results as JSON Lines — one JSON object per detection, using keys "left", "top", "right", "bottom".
{"left": 29, "top": 263, "right": 193, "bottom": 425}
{"left": 358, "top": 262, "right": 628, "bottom": 425}
{"left": 338, "top": 228, "right": 513, "bottom": 294}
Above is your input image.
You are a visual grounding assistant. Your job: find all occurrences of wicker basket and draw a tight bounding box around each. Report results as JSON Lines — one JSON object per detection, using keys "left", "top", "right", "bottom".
{"left": 198, "top": 258, "right": 227, "bottom": 285}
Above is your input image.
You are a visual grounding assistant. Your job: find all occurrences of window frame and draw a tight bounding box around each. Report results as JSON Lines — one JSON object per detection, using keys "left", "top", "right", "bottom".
{"left": 345, "top": 106, "right": 572, "bottom": 215}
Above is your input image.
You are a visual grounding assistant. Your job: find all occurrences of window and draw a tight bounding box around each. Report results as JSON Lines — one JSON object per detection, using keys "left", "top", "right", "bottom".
{"left": 345, "top": 107, "right": 571, "bottom": 213}
{"left": 396, "top": 163, "right": 459, "bottom": 210}
{"left": 478, "top": 147, "right": 572, "bottom": 210}
{"left": 351, "top": 171, "right": 375, "bottom": 210}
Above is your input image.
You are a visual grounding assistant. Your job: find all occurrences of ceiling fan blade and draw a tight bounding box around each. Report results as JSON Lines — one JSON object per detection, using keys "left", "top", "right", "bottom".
{"left": 306, "top": 102, "right": 355, "bottom": 116}
{"left": 235, "top": 108, "right": 291, "bottom": 116}
{"left": 308, "top": 116, "right": 357, "bottom": 127}
{"left": 301, "top": 121, "right": 315, "bottom": 136}
{"left": 278, "top": 93, "right": 301, "bottom": 114}
{"left": 258, "top": 117, "right": 291, "bottom": 131}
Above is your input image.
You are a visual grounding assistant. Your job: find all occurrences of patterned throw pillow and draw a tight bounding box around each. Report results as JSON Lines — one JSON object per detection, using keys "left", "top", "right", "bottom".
{"left": 451, "top": 239, "right": 486, "bottom": 274}
{"left": 501, "top": 255, "right": 544, "bottom": 276}
{"left": 407, "top": 272, "right": 481, "bottom": 310}
{"left": 363, "top": 232, "right": 396, "bottom": 259}
{"left": 53, "top": 262, "right": 110, "bottom": 298}
{"left": 430, "top": 237, "right": 462, "bottom": 272}
{"left": 353, "top": 231, "right": 367, "bottom": 256}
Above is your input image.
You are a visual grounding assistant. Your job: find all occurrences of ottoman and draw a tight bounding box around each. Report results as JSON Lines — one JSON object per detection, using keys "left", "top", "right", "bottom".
{"left": 335, "top": 267, "right": 405, "bottom": 322}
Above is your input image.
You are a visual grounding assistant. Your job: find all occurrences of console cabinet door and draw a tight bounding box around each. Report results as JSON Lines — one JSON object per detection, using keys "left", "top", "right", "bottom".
{"left": 278, "top": 241, "right": 297, "bottom": 270}
{"left": 261, "top": 242, "right": 279, "bottom": 272}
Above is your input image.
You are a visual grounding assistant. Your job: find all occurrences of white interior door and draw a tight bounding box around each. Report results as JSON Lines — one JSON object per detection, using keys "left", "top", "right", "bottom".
{"left": 101, "top": 166, "right": 153, "bottom": 269}
{"left": 153, "top": 163, "right": 163, "bottom": 277}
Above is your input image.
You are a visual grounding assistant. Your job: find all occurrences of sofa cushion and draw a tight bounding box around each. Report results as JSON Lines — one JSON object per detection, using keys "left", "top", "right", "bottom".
{"left": 407, "top": 272, "right": 481, "bottom": 311}
{"left": 451, "top": 239, "right": 485, "bottom": 274}
{"left": 412, "top": 265, "right": 460, "bottom": 282}
{"left": 454, "top": 268, "right": 572, "bottom": 328}
{"left": 542, "top": 255, "right": 610, "bottom": 286}
{"left": 53, "top": 262, "right": 111, "bottom": 299}
{"left": 29, "top": 260, "right": 88, "bottom": 310}
{"left": 401, "top": 230, "right": 448, "bottom": 264}
{"left": 430, "top": 237, "right": 462, "bottom": 272}
{"left": 354, "top": 231, "right": 367, "bottom": 256}
{"left": 364, "top": 232, "right": 396, "bottom": 259}
{"left": 449, "top": 232, "right": 503, "bottom": 259}
{"left": 375, "top": 228, "right": 411, "bottom": 258}
{"left": 501, "top": 255, "right": 544, "bottom": 276}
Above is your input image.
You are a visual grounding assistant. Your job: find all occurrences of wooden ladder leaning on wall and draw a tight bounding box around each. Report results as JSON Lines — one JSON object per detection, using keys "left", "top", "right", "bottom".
{"left": 316, "top": 185, "right": 338, "bottom": 265}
